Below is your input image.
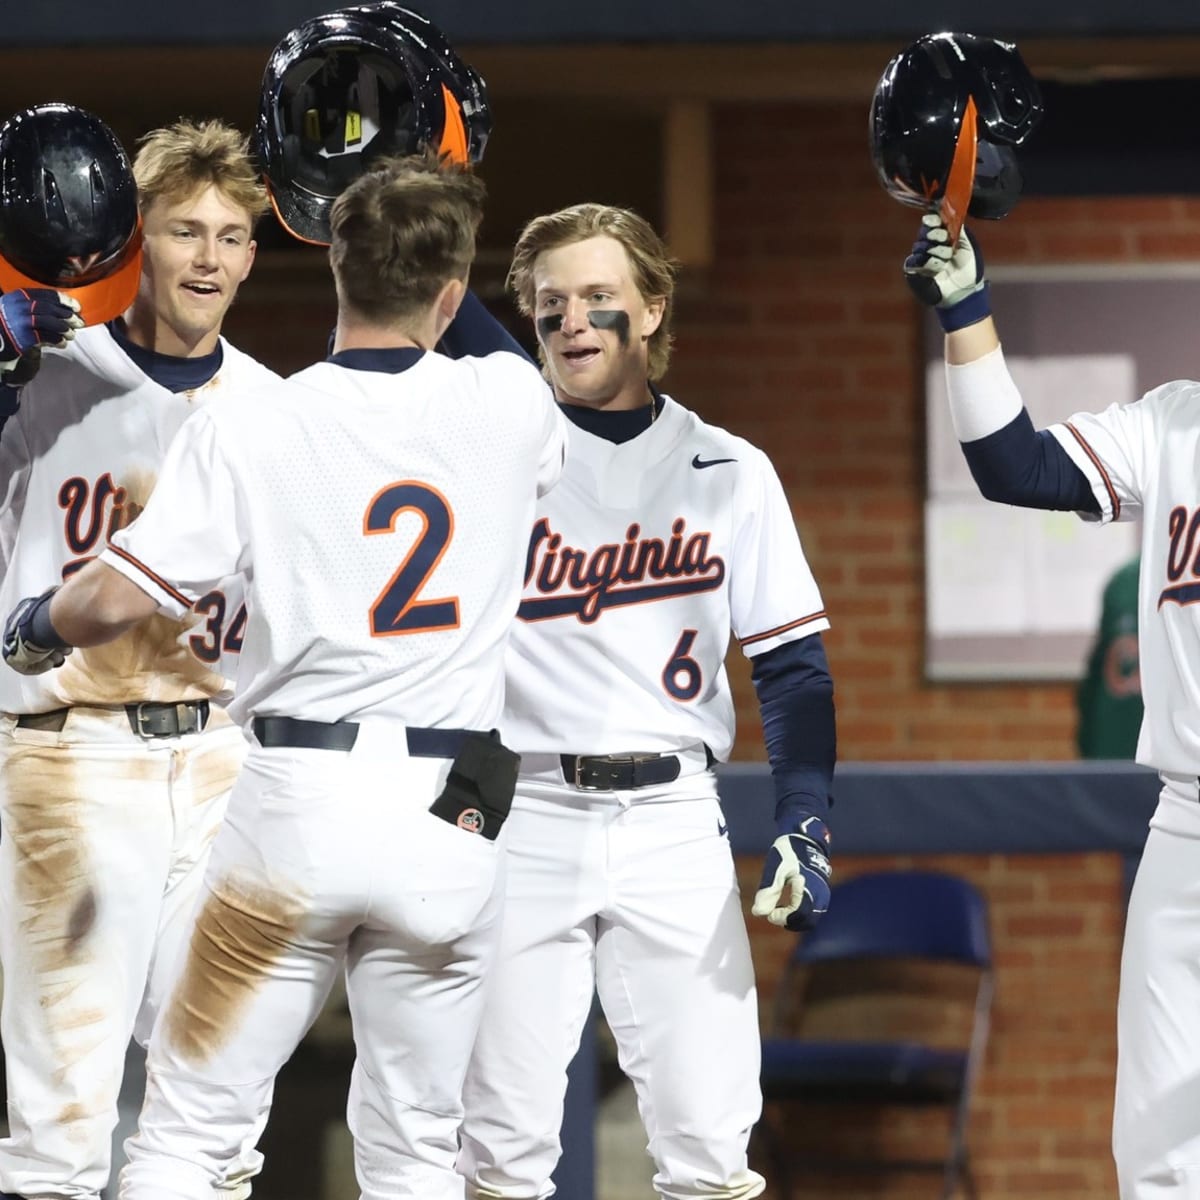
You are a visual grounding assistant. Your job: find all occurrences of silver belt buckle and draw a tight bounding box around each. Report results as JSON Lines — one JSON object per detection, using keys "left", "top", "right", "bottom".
{"left": 575, "top": 752, "right": 659, "bottom": 790}
{"left": 132, "top": 702, "right": 159, "bottom": 738}
{"left": 132, "top": 702, "right": 200, "bottom": 739}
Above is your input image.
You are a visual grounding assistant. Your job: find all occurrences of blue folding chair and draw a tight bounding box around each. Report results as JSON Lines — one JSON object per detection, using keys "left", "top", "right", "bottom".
{"left": 755, "top": 869, "right": 993, "bottom": 1200}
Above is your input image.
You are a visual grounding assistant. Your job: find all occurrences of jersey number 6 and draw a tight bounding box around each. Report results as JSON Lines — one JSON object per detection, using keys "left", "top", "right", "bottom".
{"left": 365, "top": 481, "right": 461, "bottom": 637}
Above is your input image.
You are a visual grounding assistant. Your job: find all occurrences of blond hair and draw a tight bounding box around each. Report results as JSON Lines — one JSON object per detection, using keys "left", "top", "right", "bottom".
{"left": 329, "top": 151, "right": 486, "bottom": 323}
{"left": 507, "top": 203, "right": 679, "bottom": 381}
{"left": 134, "top": 119, "right": 269, "bottom": 224}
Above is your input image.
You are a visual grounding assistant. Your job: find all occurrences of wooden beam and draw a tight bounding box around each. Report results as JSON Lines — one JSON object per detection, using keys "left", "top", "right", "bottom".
{"left": 663, "top": 100, "right": 714, "bottom": 268}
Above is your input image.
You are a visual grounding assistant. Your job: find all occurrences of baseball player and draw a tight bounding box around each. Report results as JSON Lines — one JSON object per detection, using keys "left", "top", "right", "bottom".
{"left": 457, "top": 205, "right": 837, "bottom": 1200}
{"left": 4, "top": 152, "right": 567, "bottom": 1200}
{"left": 903, "top": 207, "right": 1200, "bottom": 1198}
{"left": 0, "top": 107, "right": 276, "bottom": 1200}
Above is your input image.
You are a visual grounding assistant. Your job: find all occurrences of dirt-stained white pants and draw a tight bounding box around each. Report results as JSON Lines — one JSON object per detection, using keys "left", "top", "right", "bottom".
{"left": 0, "top": 706, "right": 245, "bottom": 1200}
{"left": 119, "top": 718, "right": 504, "bottom": 1200}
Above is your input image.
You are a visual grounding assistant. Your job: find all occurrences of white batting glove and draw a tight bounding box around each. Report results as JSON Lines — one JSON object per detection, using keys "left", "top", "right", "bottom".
{"left": 903, "top": 214, "right": 992, "bottom": 331}
{"left": 2, "top": 589, "right": 72, "bottom": 675}
{"left": 752, "top": 815, "right": 832, "bottom": 933}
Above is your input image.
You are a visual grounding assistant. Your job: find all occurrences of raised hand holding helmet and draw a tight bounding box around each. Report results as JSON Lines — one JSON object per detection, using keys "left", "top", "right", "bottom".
{"left": 903, "top": 213, "right": 991, "bottom": 332}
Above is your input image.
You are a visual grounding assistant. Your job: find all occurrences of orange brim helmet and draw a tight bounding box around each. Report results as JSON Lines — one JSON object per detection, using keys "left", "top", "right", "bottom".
{"left": 0, "top": 102, "right": 143, "bottom": 326}
{"left": 869, "top": 32, "right": 1043, "bottom": 241}
{"left": 0, "top": 220, "right": 143, "bottom": 327}
{"left": 256, "top": 2, "right": 491, "bottom": 246}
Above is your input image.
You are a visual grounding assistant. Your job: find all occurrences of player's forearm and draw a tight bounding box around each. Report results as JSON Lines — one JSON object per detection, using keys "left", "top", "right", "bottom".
{"left": 945, "top": 315, "right": 1000, "bottom": 365}
{"left": 49, "top": 559, "right": 159, "bottom": 646}
{"left": 750, "top": 635, "right": 836, "bottom": 829}
{"left": 437, "top": 289, "right": 533, "bottom": 364}
{"left": 946, "top": 347, "right": 1099, "bottom": 512}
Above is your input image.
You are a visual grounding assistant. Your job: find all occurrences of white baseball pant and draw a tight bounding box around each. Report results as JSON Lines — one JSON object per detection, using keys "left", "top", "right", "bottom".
{"left": 459, "top": 757, "right": 766, "bottom": 1200}
{"left": 0, "top": 704, "right": 246, "bottom": 1200}
{"left": 1114, "top": 773, "right": 1200, "bottom": 1198}
{"left": 119, "top": 718, "right": 505, "bottom": 1200}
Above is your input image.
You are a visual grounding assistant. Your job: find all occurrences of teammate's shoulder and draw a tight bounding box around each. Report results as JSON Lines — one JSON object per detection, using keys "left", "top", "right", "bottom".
{"left": 215, "top": 338, "right": 282, "bottom": 383}
{"left": 667, "top": 397, "right": 770, "bottom": 470}
{"left": 1140, "top": 377, "right": 1200, "bottom": 407}
{"left": 7, "top": 324, "right": 125, "bottom": 408}
{"left": 33, "top": 322, "right": 116, "bottom": 374}
{"left": 202, "top": 369, "right": 295, "bottom": 427}
{"left": 1122, "top": 378, "right": 1200, "bottom": 433}
{"left": 456, "top": 345, "right": 545, "bottom": 384}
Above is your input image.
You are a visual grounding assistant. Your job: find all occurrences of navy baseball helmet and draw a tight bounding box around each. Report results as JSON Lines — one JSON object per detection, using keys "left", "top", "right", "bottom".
{"left": 256, "top": 2, "right": 492, "bottom": 245}
{"left": 869, "top": 32, "right": 1043, "bottom": 241}
{"left": 0, "top": 102, "right": 143, "bottom": 325}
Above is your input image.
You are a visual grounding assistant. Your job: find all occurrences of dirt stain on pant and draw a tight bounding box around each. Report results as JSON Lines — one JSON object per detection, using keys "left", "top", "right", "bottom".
{"left": 163, "top": 874, "right": 308, "bottom": 1065}
{"left": 1, "top": 741, "right": 120, "bottom": 1093}
{"left": 5, "top": 743, "right": 98, "bottom": 979}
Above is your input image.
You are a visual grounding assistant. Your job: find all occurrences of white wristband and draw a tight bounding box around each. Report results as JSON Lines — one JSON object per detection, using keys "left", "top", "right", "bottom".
{"left": 945, "top": 344, "right": 1024, "bottom": 443}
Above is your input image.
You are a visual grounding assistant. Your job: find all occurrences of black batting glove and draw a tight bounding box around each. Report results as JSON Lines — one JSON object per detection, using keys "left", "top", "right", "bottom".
{"left": 0, "top": 289, "right": 83, "bottom": 372}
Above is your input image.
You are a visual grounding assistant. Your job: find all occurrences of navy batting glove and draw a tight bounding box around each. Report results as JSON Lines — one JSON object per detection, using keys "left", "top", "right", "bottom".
{"left": 903, "top": 213, "right": 991, "bottom": 332}
{"left": 752, "top": 814, "right": 832, "bottom": 933}
{"left": 3, "top": 587, "right": 72, "bottom": 676}
{"left": 0, "top": 289, "right": 83, "bottom": 372}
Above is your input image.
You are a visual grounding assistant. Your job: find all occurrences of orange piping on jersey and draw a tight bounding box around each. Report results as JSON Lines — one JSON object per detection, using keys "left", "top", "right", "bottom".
{"left": 104, "top": 543, "right": 194, "bottom": 609}
{"left": 738, "top": 611, "right": 828, "bottom": 649}
{"left": 1064, "top": 422, "right": 1121, "bottom": 521}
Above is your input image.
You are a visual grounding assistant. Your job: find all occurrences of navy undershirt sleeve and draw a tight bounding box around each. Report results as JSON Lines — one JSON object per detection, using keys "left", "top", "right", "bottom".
{"left": 961, "top": 410, "right": 1101, "bottom": 514}
{"left": 750, "top": 633, "right": 836, "bottom": 832}
{"left": 437, "top": 290, "right": 532, "bottom": 363}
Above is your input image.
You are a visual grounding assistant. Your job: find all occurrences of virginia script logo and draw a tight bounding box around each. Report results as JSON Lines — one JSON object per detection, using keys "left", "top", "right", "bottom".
{"left": 518, "top": 517, "right": 726, "bottom": 623}
{"left": 1160, "top": 504, "right": 1200, "bottom": 608}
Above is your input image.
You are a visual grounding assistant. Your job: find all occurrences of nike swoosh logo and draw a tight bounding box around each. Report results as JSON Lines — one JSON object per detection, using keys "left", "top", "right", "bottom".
{"left": 692, "top": 455, "right": 737, "bottom": 469}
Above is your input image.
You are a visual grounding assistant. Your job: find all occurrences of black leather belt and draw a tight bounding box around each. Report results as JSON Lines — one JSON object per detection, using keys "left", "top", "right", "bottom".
{"left": 561, "top": 752, "right": 683, "bottom": 791}
{"left": 16, "top": 701, "right": 210, "bottom": 739}
{"left": 252, "top": 715, "right": 474, "bottom": 758}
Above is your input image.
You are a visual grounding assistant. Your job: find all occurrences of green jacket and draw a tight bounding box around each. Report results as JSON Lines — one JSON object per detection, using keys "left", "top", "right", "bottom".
{"left": 1076, "top": 556, "right": 1142, "bottom": 759}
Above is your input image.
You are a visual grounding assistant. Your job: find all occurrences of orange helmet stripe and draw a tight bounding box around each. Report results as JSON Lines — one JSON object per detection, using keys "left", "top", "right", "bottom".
{"left": 439, "top": 83, "right": 469, "bottom": 164}
{"left": 940, "top": 95, "right": 978, "bottom": 244}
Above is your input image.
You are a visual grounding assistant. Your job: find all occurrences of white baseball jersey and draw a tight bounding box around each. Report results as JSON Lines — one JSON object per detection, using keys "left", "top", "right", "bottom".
{"left": 1049, "top": 381, "right": 1200, "bottom": 775}
{"left": 0, "top": 325, "right": 274, "bottom": 712}
{"left": 501, "top": 395, "right": 829, "bottom": 760}
{"left": 102, "top": 349, "right": 567, "bottom": 729}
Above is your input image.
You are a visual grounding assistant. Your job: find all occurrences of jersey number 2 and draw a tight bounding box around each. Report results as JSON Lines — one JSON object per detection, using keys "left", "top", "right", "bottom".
{"left": 365, "top": 481, "right": 460, "bottom": 637}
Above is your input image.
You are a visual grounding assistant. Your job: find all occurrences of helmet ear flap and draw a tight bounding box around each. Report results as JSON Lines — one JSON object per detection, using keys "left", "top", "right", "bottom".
{"left": 968, "top": 142, "right": 1024, "bottom": 221}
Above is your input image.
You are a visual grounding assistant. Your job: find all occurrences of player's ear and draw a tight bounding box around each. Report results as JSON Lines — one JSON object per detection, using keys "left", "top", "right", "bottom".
{"left": 239, "top": 239, "right": 258, "bottom": 283}
{"left": 641, "top": 295, "right": 665, "bottom": 341}
{"left": 436, "top": 275, "right": 466, "bottom": 326}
